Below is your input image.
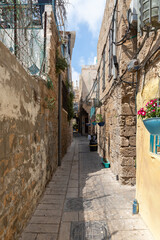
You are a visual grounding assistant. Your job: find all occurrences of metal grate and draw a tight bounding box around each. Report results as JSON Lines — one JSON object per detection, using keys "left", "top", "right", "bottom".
{"left": 70, "top": 221, "right": 109, "bottom": 240}
{"left": 64, "top": 198, "right": 92, "bottom": 212}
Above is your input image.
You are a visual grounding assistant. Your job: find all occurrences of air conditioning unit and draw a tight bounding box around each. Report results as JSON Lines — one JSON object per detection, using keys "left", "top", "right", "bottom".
{"left": 128, "top": 0, "right": 138, "bottom": 27}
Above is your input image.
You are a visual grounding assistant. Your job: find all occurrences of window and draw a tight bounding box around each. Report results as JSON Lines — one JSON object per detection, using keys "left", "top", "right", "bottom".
{"left": 150, "top": 135, "right": 160, "bottom": 154}
{"left": 108, "top": 28, "right": 113, "bottom": 79}
{"left": 102, "top": 46, "right": 106, "bottom": 91}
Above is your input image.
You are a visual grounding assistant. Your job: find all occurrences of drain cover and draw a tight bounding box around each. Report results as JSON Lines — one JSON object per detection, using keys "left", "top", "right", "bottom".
{"left": 71, "top": 221, "right": 108, "bottom": 240}
{"left": 64, "top": 198, "right": 92, "bottom": 211}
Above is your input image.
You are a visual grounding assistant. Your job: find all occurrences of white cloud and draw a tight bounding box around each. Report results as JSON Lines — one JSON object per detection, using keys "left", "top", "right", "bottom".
{"left": 66, "top": 0, "right": 106, "bottom": 37}
{"left": 79, "top": 54, "right": 97, "bottom": 67}
{"left": 79, "top": 56, "right": 85, "bottom": 67}
{"left": 72, "top": 67, "right": 79, "bottom": 87}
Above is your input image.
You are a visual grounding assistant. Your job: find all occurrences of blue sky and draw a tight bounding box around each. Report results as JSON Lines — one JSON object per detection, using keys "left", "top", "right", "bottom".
{"left": 66, "top": 0, "right": 106, "bottom": 87}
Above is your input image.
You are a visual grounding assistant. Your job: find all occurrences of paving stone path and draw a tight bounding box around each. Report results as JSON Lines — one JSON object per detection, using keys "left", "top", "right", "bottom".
{"left": 19, "top": 136, "right": 154, "bottom": 240}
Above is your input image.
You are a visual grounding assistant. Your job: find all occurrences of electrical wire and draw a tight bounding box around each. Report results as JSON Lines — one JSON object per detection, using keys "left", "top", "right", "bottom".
{"left": 113, "top": 8, "right": 131, "bottom": 46}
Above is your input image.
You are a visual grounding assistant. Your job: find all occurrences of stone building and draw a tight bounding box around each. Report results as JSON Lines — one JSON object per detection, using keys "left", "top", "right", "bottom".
{"left": 136, "top": 0, "right": 160, "bottom": 239}
{"left": 0, "top": 2, "right": 75, "bottom": 240}
{"left": 79, "top": 65, "right": 97, "bottom": 135}
{"left": 96, "top": 0, "right": 137, "bottom": 185}
{"left": 73, "top": 81, "right": 80, "bottom": 129}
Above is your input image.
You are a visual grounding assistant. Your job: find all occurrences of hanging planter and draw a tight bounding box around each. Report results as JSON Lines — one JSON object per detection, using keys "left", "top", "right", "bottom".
{"left": 143, "top": 118, "right": 160, "bottom": 135}
{"left": 98, "top": 122, "right": 105, "bottom": 127}
{"left": 86, "top": 123, "right": 91, "bottom": 126}
{"left": 92, "top": 121, "right": 97, "bottom": 126}
{"left": 96, "top": 114, "right": 105, "bottom": 127}
{"left": 138, "top": 98, "right": 160, "bottom": 135}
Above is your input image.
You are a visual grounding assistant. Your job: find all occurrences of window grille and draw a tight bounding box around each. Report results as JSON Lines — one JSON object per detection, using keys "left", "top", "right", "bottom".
{"left": 150, "top": 135, "right": 160, "bottom": 155}
{"left": 102, "top": 46, "right": 106, "bottom": 91}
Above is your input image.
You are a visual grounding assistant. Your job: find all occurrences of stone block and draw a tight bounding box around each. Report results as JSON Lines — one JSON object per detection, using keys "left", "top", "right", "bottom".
{"left": 121, "top": 137, "right": 129, "bottom": 147}
{"left": 118, "top": 116, "right": 125, "bottom": 126}
{"left": 120, "top": 147, "right": 136, "bottom": 157}
{"left": 129, "top": 136, "right": 136, "bottom": 146}
{"left": 36, "top": 234, "right": 57, "bottom": 240}
{"left": 25, "top": 223, "right": 59, "bottom": 234}
{"left": 121, "top": 157, "right": 135, "bottom": 166}
{"left": 119, "top": 166, "right": 136, "bottom": 178}
{"left": 125, "top": 116, "right": 136, "bottom": 126}
{"left": 19, "top": 233, "right": 37, "bottom": 240}
{"left": 122, "top": 103, "right": 135, "bottom": 115}
{"left": 121, "top": 126, "right": 136, "bottom": 137}
{"left": 30, "top": 216, "right": 60, "bottom": 224}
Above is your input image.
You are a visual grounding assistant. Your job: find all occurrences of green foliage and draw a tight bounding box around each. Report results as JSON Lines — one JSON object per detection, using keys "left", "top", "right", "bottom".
{"left": 67, "top": 91, "right": 74, "bottom": 121}
{"left": 65, "top": 79, "right": 72, "bottom": 90}
{"left": 45, "top": 97, "right": 55, "bottom": 110}
{"left": 46, "top": 77, "right": 54, "bottom": 90}
{"left": 56, "top": 50, "right": 68, "bottom": 73}
{"left": 96, "top": 114, "right": 104, "bottom": 123}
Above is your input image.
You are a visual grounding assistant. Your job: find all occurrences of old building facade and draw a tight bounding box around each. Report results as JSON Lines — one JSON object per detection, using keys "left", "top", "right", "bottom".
{"left": 0, "top": 2, "right": 75, "bottom": 239}
{"left": 96, "top": 0, "right": 136, "bottom": 185}
{"left": 79, "top": 65, "right": 97, "bottom": 135}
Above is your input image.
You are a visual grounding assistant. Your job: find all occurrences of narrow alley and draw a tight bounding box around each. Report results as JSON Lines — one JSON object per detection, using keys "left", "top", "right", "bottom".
{"left": 19, "top": 136, "right": 153, "bottom": 240}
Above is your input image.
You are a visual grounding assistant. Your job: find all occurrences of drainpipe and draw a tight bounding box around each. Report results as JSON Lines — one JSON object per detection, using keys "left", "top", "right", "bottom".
{"left": 58, "top": 73, "right": 62, "bottom": 166}
{"left": 14, "top": 0, "right": 17, "bottom": 56}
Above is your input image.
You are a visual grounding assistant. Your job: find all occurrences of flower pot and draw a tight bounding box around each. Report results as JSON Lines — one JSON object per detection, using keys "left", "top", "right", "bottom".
{"left": 98, "top": 122, "right": 105, "bottom": 127}
{"left": 92, "top": 122, "right": 97, "bottom": 126}
{"left": 143, "top": 117, "right": 160, "bottom": 135}
{"left": 101, "top": 158, "right": 110, "bottom": 168}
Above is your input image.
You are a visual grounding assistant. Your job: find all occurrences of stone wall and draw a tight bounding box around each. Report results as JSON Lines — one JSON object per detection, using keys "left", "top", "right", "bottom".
{"left": 0, "top": 10, "right": 72, "bottom": 240}
{"left": 0, "top": 42, "right": 57, "bottom": 240}
{"left": 61, "top": 109, "right": 73, "bottom": 158}
{"left": 97, "top": 0, "right": 136, "bottom": 185}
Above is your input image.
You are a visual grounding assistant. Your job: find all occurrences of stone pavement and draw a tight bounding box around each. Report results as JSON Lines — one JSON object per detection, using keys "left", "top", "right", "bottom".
{"left": 19, "top": 136, "right": 154, "bottom": 240}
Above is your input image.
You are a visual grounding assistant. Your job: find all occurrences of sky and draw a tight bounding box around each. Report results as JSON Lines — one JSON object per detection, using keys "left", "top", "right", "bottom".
{"left": 66, "top": 0, "right": 106, "bottom": 87}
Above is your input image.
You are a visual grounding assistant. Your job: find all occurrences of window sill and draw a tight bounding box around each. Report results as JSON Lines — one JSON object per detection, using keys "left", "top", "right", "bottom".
{"left": 149, "top": 152, "right": 160, "bottom": 161}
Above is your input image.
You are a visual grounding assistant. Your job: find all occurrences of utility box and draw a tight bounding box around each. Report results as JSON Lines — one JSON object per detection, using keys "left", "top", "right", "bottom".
{"left": 129, "top": 0, "right": 138, "bottom": 27}
{"left": 140, "top": 0, "right": 160, "bottom": 30}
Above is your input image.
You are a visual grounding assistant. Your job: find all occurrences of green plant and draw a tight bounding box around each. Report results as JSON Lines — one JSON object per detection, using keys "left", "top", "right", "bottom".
{"left": 56, "top": 50, "right": 68, "bottom": 73}
{"left": 65, "top": 79, "right": 72, "bottom": 90}
{"left": 138, "top": 99, "right": 160, "bottom": 119}
{"left": 96, "top": 114, "right": 104, "bottom": 123}
{"left": 46, "top": 77, "right": 53, "bottom": 90}
{"left": 45, "top": 97, "right": 55, "bottom": 110}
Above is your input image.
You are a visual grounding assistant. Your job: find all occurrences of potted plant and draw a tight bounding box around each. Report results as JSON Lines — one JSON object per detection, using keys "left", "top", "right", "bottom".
{"left": 92, "top": 119, "right": 97, "bottom": 126}
{"left": 137, "top": 98, "right": 160, "bottom": 135}
{"left": 96, "top": 114, "right": 105, "bottom": 127}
